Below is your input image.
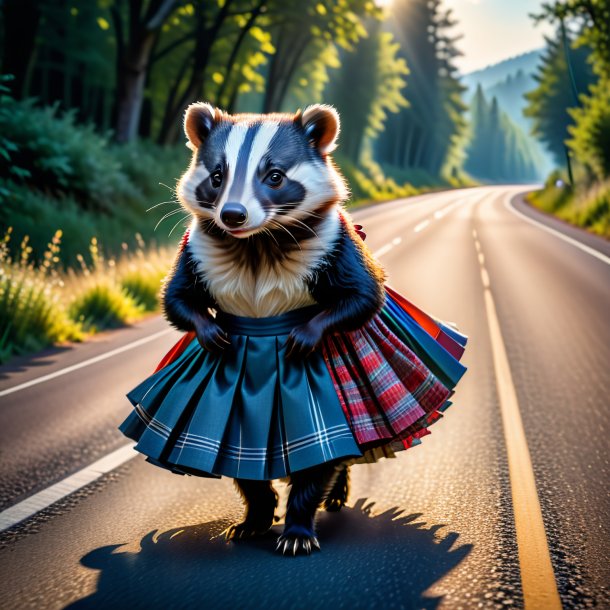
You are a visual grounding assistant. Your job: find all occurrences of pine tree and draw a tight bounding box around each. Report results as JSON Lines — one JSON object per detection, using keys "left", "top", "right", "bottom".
{"left": 524, "top": 29, "right": 595, "bottom": 166}
{"left": 374, "top": 0, "right": 466, "bottom": 178}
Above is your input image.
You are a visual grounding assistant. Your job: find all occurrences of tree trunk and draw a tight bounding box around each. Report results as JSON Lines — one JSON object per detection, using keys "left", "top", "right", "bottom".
{"left": 112, "top": 0, "right": 177, "bottom": 143}
{"left": 114, "top": 32, "right": 158, "bottom": 143}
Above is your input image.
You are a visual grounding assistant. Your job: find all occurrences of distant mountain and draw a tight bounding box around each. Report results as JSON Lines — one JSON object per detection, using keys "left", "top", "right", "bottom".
{"left": 461, "top": 49, "right": 553, "bottom": 175}
{"left": 461, "top": 49, "right": 544, "bottom": 93}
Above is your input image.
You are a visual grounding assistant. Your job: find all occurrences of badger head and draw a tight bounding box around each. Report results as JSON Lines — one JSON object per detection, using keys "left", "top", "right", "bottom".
{"left": 177, "top": 103, "right": 348, "bottom": 239}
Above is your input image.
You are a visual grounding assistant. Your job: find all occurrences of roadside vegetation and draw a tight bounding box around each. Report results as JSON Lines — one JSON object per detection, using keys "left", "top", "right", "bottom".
{"left": 0, "top": 227, "right": 170, "bottom": 363}
{"left": 524, "top": 0, "right": 610, "bottom": 238}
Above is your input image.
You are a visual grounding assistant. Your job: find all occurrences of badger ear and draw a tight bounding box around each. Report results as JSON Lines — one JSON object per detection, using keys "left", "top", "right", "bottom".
{"left": 299, "top": 104, "right": 340, "bottom": 155}
{"left": 184, "top": 102, "right": 220, "bottom": 148}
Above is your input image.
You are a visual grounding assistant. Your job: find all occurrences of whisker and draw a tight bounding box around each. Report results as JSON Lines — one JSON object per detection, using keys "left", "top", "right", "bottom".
{"left": 147, "top": 200, "right": 181, "bottom": 212}
{"left": 168, "top": 214, "right": 190, "bottom": 237}
{"left": 262, "top": 227, "right": 280, "bottom": 248}
{"left": 159, "top": 182, "right": 178, "bottom": 194}
{"left": 276, "top": 214, "right": 319, "bottom": 239}
{"left": 268, "top": 220, "right": 302, "bottom": 250}
{"left": 154, "top": 208, "right": 183, "bottom": 231}
{"left": 273, "top": 207, "right": 323, "bottom": 220}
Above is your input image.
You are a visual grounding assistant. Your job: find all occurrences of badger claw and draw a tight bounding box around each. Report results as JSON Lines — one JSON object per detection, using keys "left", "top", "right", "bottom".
{"left": 275, "top": 534, "right": 320, "bottom": 556}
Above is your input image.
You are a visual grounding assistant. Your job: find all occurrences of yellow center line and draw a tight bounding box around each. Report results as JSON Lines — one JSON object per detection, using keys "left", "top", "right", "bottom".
{"left": 476, "top": 235, "right": 563, "bottom": 610}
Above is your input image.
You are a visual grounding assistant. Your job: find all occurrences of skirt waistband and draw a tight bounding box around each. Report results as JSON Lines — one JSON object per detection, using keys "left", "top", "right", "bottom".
{"left": 216, "top": 305, "right": 322, "bottom": 336}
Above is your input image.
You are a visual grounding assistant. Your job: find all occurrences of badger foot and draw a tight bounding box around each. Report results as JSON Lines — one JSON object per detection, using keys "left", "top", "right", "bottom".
{"left": 323, "top": 464, "right": 350, "bottom": 512}
{"left": 224, "top": 519, "right": 272, "bottom": 541}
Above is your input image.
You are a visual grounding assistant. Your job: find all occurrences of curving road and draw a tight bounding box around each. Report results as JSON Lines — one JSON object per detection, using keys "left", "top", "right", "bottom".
{"left": 0, "top": 186, "right": 608, "bottom": 609}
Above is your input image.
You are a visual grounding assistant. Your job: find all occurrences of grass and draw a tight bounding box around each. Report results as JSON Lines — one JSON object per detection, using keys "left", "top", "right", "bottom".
{"left": 0, "top": 227, "right": 172, "bottom": 363}
{"left": 528, "top": 172, "right": 610, "bottom": 239}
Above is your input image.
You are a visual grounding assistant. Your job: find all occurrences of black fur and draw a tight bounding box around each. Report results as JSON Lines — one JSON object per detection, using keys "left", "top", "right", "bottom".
{"left": 225, "top": 479, "right": 278, "bottom": 540}
{"left": 277, "top": 459, "right": 347, "bottom": 555}
{"left": 323, "top": 463, "right": 350, "bottom": 511}
{"left": 285, "top": 216, "right": 386, "bottom": 358}
{"left": 161, "top": 245, "right": 229, "bottom": 354}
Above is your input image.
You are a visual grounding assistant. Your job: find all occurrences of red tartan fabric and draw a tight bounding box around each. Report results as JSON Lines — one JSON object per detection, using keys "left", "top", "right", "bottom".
{"left": 321, "top": 315, "right": 451, "bottom": 448}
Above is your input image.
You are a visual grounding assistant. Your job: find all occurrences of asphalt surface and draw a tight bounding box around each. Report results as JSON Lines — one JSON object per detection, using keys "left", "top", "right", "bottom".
{"left": 0, "top": 186, "right": 608, "bottom": 609}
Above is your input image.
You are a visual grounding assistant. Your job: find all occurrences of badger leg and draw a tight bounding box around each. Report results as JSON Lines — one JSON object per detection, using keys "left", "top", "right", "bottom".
{"left": 323, "top": 463, "right": 350, "bottom": 512}
{"left": 277, "top": 460, "right": 346, "bottom": 556}
{"left": 224, "top": 479, "right": 278, "bottom": 541}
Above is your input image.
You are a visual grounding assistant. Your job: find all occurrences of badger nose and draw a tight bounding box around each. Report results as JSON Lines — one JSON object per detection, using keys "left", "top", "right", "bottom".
{"left": 220, "top": 203, "right": 248, "bottom": 228}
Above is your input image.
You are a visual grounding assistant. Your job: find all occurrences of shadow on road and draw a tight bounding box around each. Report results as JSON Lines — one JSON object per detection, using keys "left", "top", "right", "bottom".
{"left": 0, "top": 344, "right": 74, "bottom": 380}
{"left": 66, "top": 498, "right": 472, "bottom": 610}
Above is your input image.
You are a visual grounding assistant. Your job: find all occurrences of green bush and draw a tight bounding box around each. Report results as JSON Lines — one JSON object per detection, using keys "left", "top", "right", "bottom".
{"left": 121, "top": 270, "right": 164, "bottom": 311}
{"left": 0, "top": 97, "right": 138, "bottom": 212}
{"left": 68, "top": 283, "right": 142, "bottom": 332}
{"left": 529, "top": 174, "right": 610, "bottom": 239}
{"left": 0, "top": 95, "right": 188, "bottom": 266}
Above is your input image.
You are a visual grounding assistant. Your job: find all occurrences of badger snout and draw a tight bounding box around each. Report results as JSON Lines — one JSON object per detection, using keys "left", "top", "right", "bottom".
{"left": 220, "top": 203, "right": 248, "bottom": 228}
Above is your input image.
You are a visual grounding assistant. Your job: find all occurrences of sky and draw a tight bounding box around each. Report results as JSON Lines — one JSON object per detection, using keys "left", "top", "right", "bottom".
{"left": 440, "top": 0, "right": 554, "bottom": 73}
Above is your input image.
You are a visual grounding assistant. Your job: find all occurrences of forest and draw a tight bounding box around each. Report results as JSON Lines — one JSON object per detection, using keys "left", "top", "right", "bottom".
{"left": 1, "top": 0, "right": 552, "bottom": 260}
{"left": 0, "top": 0, "right": 608, "bottom": 360}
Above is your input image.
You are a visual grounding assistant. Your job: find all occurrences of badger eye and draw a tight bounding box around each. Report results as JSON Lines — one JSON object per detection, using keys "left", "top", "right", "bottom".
{"left": 265, "top": 171, "right": 284, "bottom": 187}
{"left": 210, "top": 171, "right": 223, "bottom": 189}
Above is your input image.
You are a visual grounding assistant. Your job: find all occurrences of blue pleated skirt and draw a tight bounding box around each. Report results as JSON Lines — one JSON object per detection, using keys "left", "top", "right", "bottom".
{"left": 120, "top": 306, "right": 362, "bottom": 480}
{"left": 120, "top": 293, "right": 468, "bottom": 480}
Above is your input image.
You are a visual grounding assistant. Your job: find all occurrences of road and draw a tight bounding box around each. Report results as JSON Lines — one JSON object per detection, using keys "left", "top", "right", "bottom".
{"left": 0, "top": 186, "right": 608, "bottom": 609}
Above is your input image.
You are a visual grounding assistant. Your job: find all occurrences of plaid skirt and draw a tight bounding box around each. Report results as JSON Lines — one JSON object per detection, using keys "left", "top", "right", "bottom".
{"left": 120, "top": 288, "right": 467, "bottom": 480}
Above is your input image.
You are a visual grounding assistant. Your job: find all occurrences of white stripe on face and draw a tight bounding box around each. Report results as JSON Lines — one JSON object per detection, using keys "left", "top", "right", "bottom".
{"left": 218, "top": 122, "right": 280, "bottom": 230}
{"left": 221, "top": 124, "right": 249, "bottom": 205}
{"left": 240, "top": 123, "right": 280, "bottom": 224}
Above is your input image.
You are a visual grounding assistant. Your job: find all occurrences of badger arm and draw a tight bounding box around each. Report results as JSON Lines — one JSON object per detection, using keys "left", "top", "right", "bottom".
{"left": 162, "top": 245, "right": 230, "bottom": 354}
{"left": 286, "top": 226, "right": 386, "bottom": 359}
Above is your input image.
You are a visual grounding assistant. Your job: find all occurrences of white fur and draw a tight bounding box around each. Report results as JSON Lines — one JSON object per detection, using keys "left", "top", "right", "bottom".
{"left": 178, "top": 162, "right": 212, "bottom": 217}
{"left": 234, "top": 123, "right": 279, "bottom": 231}
{"left": 188, "top": 206, "right": 341, "bottom": 317}
{"left": 285, "top": 160, "right": 348, "bottom": 217}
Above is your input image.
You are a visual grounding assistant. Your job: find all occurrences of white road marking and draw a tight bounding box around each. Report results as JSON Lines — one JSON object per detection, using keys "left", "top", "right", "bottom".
{"left": 480, "top": 267, "right": 491, "bottom": 288}
{"left": 505, "top": 193, "right": 610, "bottom": 266}
{"left": 0, "top": 443, "right": 138, "bottom": 533}
{"left": 414, "top": 219, "right": 430, "bottom": 233}
{"left": 373, "top": 237, "right": 402, "bottom": 259}
{"left": 0, "top": 329, "right": 174, "bottom": 398}
{"left": 474, "top": 232, "right": 562, "bottom": 610}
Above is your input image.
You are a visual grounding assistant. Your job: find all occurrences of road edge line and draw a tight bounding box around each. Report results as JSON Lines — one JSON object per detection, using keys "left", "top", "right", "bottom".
{"left": 0, "top": 329, "right": 173, "bottom": 398}
{"left": 0, "top": 443, "right": 137, "bottom": 533}
{"left": 505, "top": 193, "right": 610, "bottom": 266}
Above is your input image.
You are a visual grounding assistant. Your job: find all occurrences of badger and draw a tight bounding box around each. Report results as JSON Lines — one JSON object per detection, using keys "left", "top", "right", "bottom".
{"left": 163, "top": 103, "right": 386, "bottom": 555}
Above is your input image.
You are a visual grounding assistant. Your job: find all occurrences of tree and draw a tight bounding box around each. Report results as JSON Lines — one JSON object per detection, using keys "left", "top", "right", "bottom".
{"left": 325, "top": 19, "right": 408, "bottom": 164}
{"left": 533, "top": 1, "right": 610, "bottom": 180}
{"left": 524, "top": 30, "right": 594, "bottom": 165}
{"left": 110, "top": 0, "right": 181, "bottom": 143}
{"left": 567, "top": 77, "right": 610, "bottom": 180}
{"left": 375, "top": 0, "right": 467, "bottom": 177}
{"left": 465, "top": 88, "right": 541, "bottom": 183}
{"left": 260, "top": 0, "right": 379, "bottom": 113}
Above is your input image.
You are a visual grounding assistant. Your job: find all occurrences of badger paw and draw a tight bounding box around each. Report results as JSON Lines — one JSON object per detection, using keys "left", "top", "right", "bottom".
{"left": 224, "top": 520, "right": 271, "bottom": 541}
{"left": 275, "top": 534, "right": 321, "bottom": 556}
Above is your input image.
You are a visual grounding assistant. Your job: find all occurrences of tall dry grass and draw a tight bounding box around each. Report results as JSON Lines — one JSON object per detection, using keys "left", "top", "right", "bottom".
{"left": 0, "top": 228, "right": 173, "bottom": 362}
